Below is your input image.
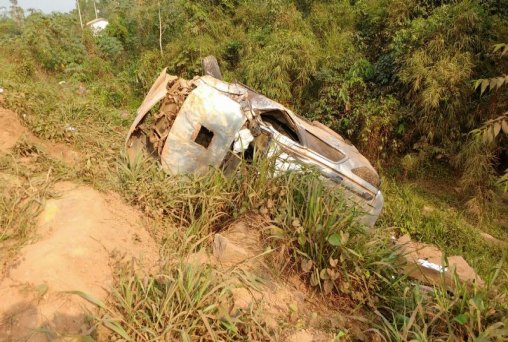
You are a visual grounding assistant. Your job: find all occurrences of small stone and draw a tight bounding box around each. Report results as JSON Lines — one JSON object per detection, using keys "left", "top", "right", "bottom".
{"left": 422, "top": 205, "right": 435, "bottom": 216}
{"left": 213, "top": 234, "right": 250, "bottom": 265}
{"left": 480, "top": 232, "right": 507, "bottom": 246}
{"left": 230, "top": 287, "right": 253, "bottom": 314}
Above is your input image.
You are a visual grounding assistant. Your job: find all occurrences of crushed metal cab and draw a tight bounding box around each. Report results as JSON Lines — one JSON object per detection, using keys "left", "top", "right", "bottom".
{"left": 126, "top": 68, "right": 384, "bottom": 226}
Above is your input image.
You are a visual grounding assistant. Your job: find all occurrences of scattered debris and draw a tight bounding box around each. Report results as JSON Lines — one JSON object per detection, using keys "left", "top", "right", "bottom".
{"left": 396, "top": 234, "right": 484, "bottom": 289}
{"left": 0, "top": 86, "right": 4, "bottom": 93}
{"left": 126, "top": 58, "right": 384, "bottom": 226}
{"left": 233, "top": 128, "right": 255, "bottom": 153}
{"left": 58, "top": 81, "right": 66, "bottom": 85}
{"left": 64, "top": 124, "right": 78, "bottom": 134}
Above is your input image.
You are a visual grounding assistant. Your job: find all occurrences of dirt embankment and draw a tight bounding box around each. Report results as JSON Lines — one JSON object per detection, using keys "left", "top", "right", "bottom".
{"left": 0, "top": 107, "right": 160, "bottom": 340}
{"left": 0, "top": 107, "right": 80, "bottom": 166}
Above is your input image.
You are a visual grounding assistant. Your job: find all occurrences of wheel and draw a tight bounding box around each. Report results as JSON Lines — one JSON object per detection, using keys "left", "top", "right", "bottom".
{"left": 202, "top": 55, "right": 222, "bottom": 80}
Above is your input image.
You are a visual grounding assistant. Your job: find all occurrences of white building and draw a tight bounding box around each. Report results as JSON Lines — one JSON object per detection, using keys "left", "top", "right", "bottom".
{"left": 86, "top": 18, "right": 109, "bottom": 35}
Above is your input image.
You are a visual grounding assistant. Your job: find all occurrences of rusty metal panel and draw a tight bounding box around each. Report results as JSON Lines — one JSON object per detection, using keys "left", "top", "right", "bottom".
{"left": 160, "top": 83, "right": 246, "bottom": 175}
{"left": 126, "top": 68, "right": 177, "bottom": 143}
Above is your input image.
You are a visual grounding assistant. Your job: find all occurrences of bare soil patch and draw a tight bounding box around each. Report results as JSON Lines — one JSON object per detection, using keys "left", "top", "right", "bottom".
{"left": 0, "top": 107, "right": 27, "bottom": 153}
{"left": 0, "top": 182, "right": 159, "bottom": 340}
{"left": 0, "top": 107, "right": 81, "bottom": 166}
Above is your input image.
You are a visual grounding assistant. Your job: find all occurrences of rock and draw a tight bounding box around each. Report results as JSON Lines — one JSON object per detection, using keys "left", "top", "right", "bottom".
{"left": 396, "top": 234, "right": 484, "bottom": 289}
{"left": 230, "top": 287, "right": 254, "bottom": 315}
{"left": 480, "top": 232, "right": 508, "bottom": 247}
{"left": 287, "top": 330, "right": 313, "bottom": 342}
{"left": 212, "top": 219, "right": 264, "bottom": 268}
{"left": 213, "top": 234, "right": 251, "bottom": 265}
{"left": 422, "top": 205, "right": 435, "bottom": 216}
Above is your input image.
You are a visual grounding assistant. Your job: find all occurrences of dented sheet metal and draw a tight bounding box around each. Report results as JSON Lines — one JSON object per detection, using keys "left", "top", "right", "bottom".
{"left": 126, "top": 68, "right": 177, "bottom": 142}
{"left": 160, "top": 83, "right": 246, "bottom": 175}
{"left": 126, "top": 67, "right": 385, "bottom": 226}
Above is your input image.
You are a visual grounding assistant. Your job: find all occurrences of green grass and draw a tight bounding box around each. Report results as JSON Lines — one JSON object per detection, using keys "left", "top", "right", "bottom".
{"left": 96, "top": 264, "right": 271, "bottom": 341}
{"left": 373, "top": 272, "right": 508, "bottom": 341}
{"left": 379, "top": 176, "right": 508, "bottom": 277}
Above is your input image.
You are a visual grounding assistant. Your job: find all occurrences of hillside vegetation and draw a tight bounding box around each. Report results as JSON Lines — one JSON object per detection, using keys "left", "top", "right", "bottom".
{"left": 0, "top": 0, "right": 507, "bottom": 341}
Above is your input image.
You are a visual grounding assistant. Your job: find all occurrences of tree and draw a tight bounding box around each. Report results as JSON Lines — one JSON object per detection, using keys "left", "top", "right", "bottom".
{"left": 9, "top": 0, "right": 24, "bottom": 26}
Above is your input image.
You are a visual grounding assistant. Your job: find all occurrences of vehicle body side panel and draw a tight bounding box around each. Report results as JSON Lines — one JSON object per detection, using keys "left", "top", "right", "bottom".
{"left": 160, "top": 83, "right": 246, "bottom": 175}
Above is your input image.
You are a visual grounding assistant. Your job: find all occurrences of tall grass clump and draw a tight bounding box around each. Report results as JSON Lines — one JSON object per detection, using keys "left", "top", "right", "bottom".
{"left": 117, "top": 151, "right": 403, "bottom": 308}
{"left": 374, "top": 269, "right": 508, "bottom": 341}
{"left": 264, "top": 171, "right": 402, "bottom": 308}
{"left": 97, "top": 264, "right": 270, "bottom": 341}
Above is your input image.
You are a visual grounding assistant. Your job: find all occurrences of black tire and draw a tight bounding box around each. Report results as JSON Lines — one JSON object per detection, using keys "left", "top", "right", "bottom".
{"left": 202, "top": 55, "right": 222, "bottom": 80}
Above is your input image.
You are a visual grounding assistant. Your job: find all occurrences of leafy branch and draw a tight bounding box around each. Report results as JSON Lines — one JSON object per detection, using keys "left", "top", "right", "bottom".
{"left": 474, "top": 75, "right": 508, "bottom": 95}
{"left": 471, "top": 113, "right": 508, "bottom": 143}
{"left": 472, "top": 43, "right": 508, "bottom": 143}
{"left": 474, "top": 43, "right": 508, "bottom": 95}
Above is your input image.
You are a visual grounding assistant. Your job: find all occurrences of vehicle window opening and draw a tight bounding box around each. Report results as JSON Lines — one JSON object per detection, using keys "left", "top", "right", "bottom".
{"left": 304, "top": 131, "right": 345, "bottom": 162}
{"left": 260, "top": 110, "right": 300, "bottom": 143}
{"left": 195, "top": 125, "right": 214, "bottom": 148}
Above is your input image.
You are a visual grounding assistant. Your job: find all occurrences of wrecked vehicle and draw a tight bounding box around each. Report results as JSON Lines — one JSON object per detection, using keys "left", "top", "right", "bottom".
{"left": 126, "top": 57, "right": 383, "bottom": 226}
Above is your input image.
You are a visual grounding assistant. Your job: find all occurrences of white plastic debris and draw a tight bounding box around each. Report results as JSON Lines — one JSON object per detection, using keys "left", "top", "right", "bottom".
{"left": 59, "top": 81, "right": 66, "bottom": 85}
{"left": 0, "top": 87, "right": 4, "bottom": 94}
{"left": 64, "top": 124, "right": 78, "bottom": 133}
{"left": 233, "top": 128, "right": 254, "bottom": 153}
{"left": 417, "top": 259, "right": 448, "bottom": 273}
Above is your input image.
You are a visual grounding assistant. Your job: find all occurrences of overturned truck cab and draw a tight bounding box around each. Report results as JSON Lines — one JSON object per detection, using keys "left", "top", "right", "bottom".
{"left": 126, "top": 64, "right": 384, "bottom": 226}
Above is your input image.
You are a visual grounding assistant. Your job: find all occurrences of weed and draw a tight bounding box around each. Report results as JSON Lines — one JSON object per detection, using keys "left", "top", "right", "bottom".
{"left": 116, "top": 151, "right": 403, "bottom": 309}
{"left": 0, "top": 150, "right": 56, "bottom": 273}
{"left": 373, "top": 268, "right": 508, "bottom": 341}
{"left": 96, "top": 264, "right": 271, "bottom": 341}
{"left": 379, "top": 178, "right": 508, "bottom": 276}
